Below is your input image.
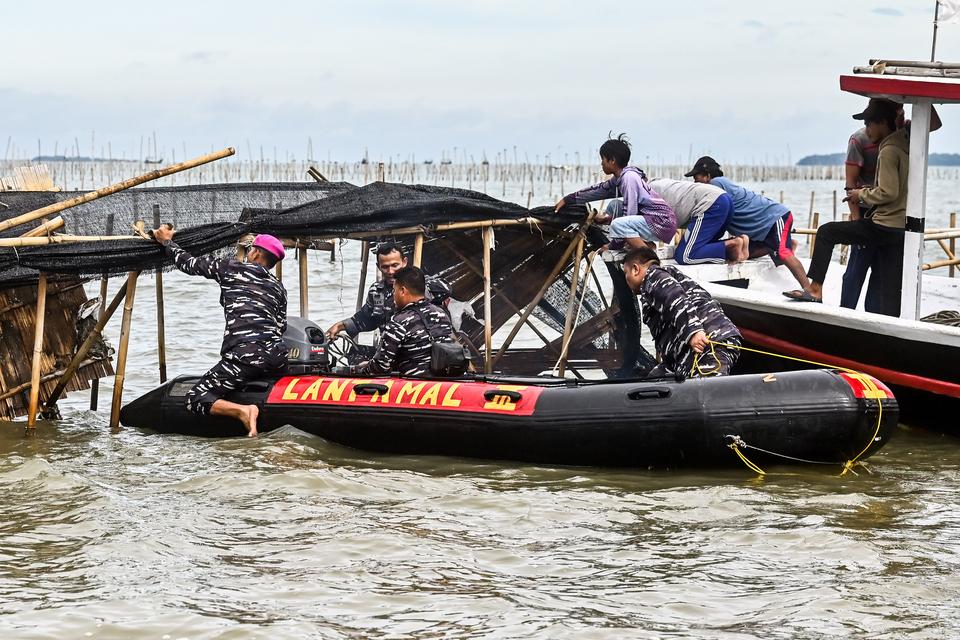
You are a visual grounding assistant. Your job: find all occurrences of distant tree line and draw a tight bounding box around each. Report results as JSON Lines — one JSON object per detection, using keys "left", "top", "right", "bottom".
{"left": 797, "top": 153, "right": 960, "bottom": 166}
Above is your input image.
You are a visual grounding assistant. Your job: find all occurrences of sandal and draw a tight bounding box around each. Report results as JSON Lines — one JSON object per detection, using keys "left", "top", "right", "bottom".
{"left": 782, "top": 290, "right": 822, "bottom": 303}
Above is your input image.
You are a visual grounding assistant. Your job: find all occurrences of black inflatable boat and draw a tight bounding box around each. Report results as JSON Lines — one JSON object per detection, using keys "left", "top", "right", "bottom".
{"left": 120, "top": 367, "right": 897, "bottom": 469}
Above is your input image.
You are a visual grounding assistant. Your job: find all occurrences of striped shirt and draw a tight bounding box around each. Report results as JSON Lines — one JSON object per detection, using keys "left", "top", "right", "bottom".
{"left": 640, "top": 265, "right": 740, "bottom": 376}
{"left": 165, "top": 242, "right": 288, "bottom": 365}
{"left": 359, "top": 299, "right": 455, "bottom": 377}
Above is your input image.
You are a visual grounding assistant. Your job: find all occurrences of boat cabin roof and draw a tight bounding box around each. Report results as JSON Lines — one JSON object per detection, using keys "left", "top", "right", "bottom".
{"left": 841, "top": 60, "right": 960, "bottom": 103}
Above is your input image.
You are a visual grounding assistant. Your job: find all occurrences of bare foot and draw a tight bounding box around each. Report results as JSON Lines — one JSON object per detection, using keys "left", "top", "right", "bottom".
{"left": 241, "top": 404, "right": 260, "bottom": 437}
{"left": 738, "top": 235, "right": 750, "bottom": 262}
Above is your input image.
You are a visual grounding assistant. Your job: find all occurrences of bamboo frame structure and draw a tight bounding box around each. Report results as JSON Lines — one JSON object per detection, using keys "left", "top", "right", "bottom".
{"left": 109, "top": 272, "right": 139, "bottom": 430}
{"left": 22, "top": 216, "right": 65, "bottom": 237}
{"left": 45, "top": 283, "right": 129, "bottom": 409}
{"left": 491, "top": 231, "right": 585, "bottom": 367}
{"left": 26, "top": 273, "right": 48, "bottom": 429}
{"left": 0, "top": 147, "right": 236, "bottom": 234}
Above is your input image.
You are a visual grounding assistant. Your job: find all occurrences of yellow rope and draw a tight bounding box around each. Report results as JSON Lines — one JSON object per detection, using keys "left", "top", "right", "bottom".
{"left": 702, "top": 339, "right": 886, "bottom": 477}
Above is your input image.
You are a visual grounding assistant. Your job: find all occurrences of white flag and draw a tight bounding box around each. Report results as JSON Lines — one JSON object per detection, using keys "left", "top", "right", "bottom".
{"left": 939, "top": 0, "right": 960, "bottom": 24}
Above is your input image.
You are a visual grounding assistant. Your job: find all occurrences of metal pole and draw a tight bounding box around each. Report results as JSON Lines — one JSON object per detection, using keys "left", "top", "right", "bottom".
{"left": 482, "top": 227, "right": 493, "bottom": 373}
{"left": 110, "top": 272, "right": 139, "bottom": 430}
{"left": 152, "top": 205, "right": 167, "bottom": 383}
{"left": 932, "top": 0, "right": 941, "bottom": 62}
{"left": 298, "top": 246, "right": 309, "bottom": 318}
{"left": 45, "top": 283, "right": 128, "bottom": 409}
{"left": 27, "top": 273, "right": 48, "bottom": 429}
{"left": 901, "top": 101, "right": 932, "bottom": 320}
{"left": 90, "top": 213, "right": 114, "bottom": 410}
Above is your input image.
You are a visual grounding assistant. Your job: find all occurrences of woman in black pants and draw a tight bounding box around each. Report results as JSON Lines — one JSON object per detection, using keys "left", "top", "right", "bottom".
{"left": 785, "top": 99, "right": 908, "bottom": 317}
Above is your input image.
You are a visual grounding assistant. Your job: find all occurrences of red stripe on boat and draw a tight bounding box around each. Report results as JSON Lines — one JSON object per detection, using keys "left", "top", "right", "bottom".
{"left": 739, "top": 328, "right": 960, "bottom": 398}
{"left": 266, "top": 376, "right": 544, "bottom": 416}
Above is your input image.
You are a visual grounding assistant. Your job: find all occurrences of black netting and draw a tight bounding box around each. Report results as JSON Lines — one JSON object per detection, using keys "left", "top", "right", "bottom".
{"left": 0, "top": 183, "right": 590, "bottom": 285}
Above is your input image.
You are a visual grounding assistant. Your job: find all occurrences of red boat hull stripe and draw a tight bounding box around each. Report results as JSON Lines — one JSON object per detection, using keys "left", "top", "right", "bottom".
{"left": 739, "top": 328, "right": 960, "bottom": 399}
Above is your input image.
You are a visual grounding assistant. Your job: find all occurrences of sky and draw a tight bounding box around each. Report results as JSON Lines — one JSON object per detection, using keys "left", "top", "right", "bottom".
{"left": 3, "top": 0, "right": 960, "bottom": 165}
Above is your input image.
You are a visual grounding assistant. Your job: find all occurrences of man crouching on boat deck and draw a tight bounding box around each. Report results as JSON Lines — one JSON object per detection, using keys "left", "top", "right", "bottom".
{"left": 325, "top": 242, "right": 451, "bottom": 340}
{"left": 153, "top": 226, "right": 288, "bottom": 436}
{"left": 356, "top": 266, "right": 455, "bottom": 377}
{"left": 623, "top": 247, "right": 742, "bottom": 377}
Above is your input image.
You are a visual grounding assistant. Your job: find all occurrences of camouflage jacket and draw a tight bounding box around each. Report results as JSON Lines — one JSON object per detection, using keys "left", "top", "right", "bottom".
{"left": 343, "top": 275, "right": 452, "bottom": 336}
{"left": 359, "top": 299, "right": 455, "bottom": 377}
{"left": 639, "top": 264, "right": 740, "bottom": 375}
{"left": 165, "top": 242, "right": 288, "bottom": 367}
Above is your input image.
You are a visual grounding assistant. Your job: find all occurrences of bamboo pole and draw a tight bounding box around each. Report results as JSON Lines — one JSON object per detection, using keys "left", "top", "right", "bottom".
{"left": 0, "top": 234, "right": 140, "bottom": 248}
{"left": 153, "top": 205, "right": 167, "bottom": 383}
{"left": 923, "top": 257, "right": 960, "bottom": 271}
{"left": 436, "top": 238, "right": 564, "bottom": 356}
{"left": 109, "top": 272, "right": 139, "bottom": 430}
{"left": 413, "top": 233, "right": 424, "bottom": 268}
{"left": 298, "top": 246, "right": 309, "bottom": 318}
{"left": 951, "top": 212, "right": 957, "bottom": 278}
{"left": 810, "top": 212, "right": 820, "bottom": 255}
{"left": 492, "top": 226, "right": 590, "bottom": 367}
{"left": 0, "top": 147, "right": 236, "bottom": 234}
{"left": 482, "top": 226, "right": 493, "bottom": 372}
{"left": 21, "top": 216, "right": 65, "bottom": 237}
{"left": 557, "top": 236, "right": 585, "bottom": 377}
{"left": 27, "top": 273, "right": 48, "bottom": 429}
{"left": 356, "top": 241, "right": 370, "bottom": 312}
{"left": 0, "top": 359, "right": 100, "bottom": 404}
{"left": 90, "top": 213, "right": 114, "bottom": 410}
{"left": 45, "top": 282, "right": 128, "bottom": 409}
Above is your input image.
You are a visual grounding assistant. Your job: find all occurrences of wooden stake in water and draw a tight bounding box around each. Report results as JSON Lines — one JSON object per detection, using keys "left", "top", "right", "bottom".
{"left": 27, "top": 273, "right": 48, "bottom": 429}
{"left": 153, "top": 206, "right": 167, "bottom": 384}
{"left": 90, "top": 213, "right": 114, "bottom": 411}
{"left": 110, "top": 272, "right": 140, "bottom": 430}
{"left": 356, "top": 241, "right": 370, "bottom": 312}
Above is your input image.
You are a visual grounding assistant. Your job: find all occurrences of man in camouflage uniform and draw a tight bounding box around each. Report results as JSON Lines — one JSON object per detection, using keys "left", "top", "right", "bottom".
{"left": 357, "top": 266, "right": 455, "bottom": 378}
{"left": 153, "top": 227, "right": 288, "bottom": 436}
{"left": 326, "top": 242, "right": 451, "bottom": 339}
{"left": 622, "top": 247, "right": 741, "bottom": 378}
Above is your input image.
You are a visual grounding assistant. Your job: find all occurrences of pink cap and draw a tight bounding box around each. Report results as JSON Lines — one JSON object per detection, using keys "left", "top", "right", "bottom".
{"left": 252, "top": 234, "right": 285, "bottom": 260}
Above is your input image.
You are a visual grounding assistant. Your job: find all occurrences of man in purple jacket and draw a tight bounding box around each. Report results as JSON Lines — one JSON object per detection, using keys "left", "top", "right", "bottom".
{"left": 554, "top": 134, "right": 677, "bottom": 251}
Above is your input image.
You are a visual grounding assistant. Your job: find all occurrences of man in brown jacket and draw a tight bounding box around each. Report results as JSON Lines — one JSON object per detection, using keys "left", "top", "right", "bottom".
{"left": 784, "top": 99, "right": 908, "bottom": 317}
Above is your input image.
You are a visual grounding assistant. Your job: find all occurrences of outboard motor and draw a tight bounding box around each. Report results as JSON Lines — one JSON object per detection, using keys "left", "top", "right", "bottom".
{"left": 283, "top": 317, "right": 330, "bottom": 374}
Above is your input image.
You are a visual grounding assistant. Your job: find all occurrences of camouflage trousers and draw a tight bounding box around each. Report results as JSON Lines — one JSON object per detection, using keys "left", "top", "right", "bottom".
{"left": 185, "top": 344, "right": 286, "bottom": 416}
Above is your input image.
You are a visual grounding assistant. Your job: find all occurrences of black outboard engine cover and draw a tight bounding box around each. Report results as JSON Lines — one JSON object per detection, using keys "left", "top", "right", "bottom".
{"left": 284, "top": 317, "right": 330, "bottom": 374}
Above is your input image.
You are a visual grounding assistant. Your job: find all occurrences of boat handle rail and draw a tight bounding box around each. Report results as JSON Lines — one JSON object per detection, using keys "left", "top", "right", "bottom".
{"left": 354, "top": 383, "right": 390, "bottom": 395}
{"left": 483, "top": 389, "right": 523, "bottom": 402}
{"left": 627, "top": 387, "right": 671, "bottom": 400}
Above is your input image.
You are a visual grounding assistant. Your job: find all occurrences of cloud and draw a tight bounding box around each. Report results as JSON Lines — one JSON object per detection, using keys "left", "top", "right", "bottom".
{"left": 871, "top": 7, "right": 903, "bottom": 16}
{"left": 181, "top": 51, "right": 222, "bottom": 63}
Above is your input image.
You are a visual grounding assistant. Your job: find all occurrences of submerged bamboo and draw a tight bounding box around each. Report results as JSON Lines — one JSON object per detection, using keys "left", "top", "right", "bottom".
{"left": 27, "top": 273, "right": 48, "bottom": 429}
{"left": 45, "top": 282, "right": 128, "bottom": 409}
